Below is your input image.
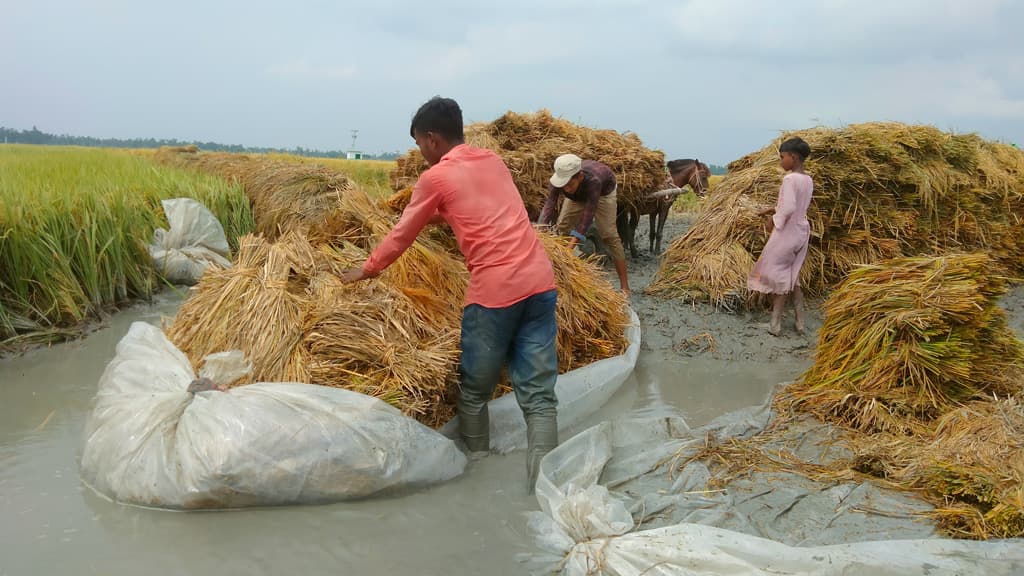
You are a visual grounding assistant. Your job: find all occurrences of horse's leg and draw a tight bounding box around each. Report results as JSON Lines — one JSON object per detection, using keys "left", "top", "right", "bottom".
{"left": 655, "top": 200, "right": 670, "bottom": 253}
{"left": 622, "top": 206, "right": 638, "bottom": 259}
{"left": 616, "top": 206, "right": 633, "bottom": 260}
{"left": 648, "top": 211, "right": 657, "bottom": 254}
{"left": 626, "top": 206, "right": 634, "bottom": 258}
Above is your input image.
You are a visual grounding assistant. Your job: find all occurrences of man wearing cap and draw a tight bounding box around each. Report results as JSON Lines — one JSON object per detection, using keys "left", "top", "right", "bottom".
{"left": 538, "top": 154, "right": 631, "bottom": 295}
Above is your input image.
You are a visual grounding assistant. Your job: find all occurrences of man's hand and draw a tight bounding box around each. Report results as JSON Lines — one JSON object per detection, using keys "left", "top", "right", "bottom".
{"left": 756, "top": 206, "right": 775, "bottom": 216}
{"left": 338, "top": 267, "right": 368, "bottom": 284}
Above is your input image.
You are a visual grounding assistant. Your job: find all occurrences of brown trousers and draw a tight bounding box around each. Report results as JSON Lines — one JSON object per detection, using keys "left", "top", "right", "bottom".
{"left": 555, "top": 187, "right": 626, "bottom": 262}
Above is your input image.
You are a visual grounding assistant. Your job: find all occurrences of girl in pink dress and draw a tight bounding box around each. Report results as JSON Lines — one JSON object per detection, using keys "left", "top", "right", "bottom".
{"left": 747, "top": 137, "right": 813, "bottom": 336}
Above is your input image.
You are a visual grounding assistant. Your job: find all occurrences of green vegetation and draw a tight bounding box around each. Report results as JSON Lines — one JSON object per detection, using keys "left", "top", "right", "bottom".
{"left": 0, "top": 145, "right": 252, "bottom": 349}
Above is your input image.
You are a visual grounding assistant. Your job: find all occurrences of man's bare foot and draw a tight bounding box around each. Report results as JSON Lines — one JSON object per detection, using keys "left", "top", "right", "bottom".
{"left": 768, "top": 319, "right": 782, "bottom": 336}
{"left": 795, "top": 319, "right": 806, "bottom": 335}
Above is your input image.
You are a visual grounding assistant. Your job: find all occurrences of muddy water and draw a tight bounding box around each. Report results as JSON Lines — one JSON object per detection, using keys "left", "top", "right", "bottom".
{"left": 0, "top": 294, "right": 800, "bottom": 576}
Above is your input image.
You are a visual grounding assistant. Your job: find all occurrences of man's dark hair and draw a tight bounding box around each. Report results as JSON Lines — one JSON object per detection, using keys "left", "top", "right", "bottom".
{"left": 410, "top": 96, "right": 464, "bottom": 142}
{"left": 779, "top": 137, "right": 811, "bottom": 161}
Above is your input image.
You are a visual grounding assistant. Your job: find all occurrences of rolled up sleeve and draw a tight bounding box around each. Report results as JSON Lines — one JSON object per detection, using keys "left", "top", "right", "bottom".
{"left": 538, "top": 185, "right": 560, "bottom": 225}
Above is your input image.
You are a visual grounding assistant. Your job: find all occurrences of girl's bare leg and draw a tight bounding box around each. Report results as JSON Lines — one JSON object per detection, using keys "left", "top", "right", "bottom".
{"left": 769, "top": 293, "right": 785, "bottom": 336}
{"left": 793, "top": 286, "right": 806, "bottom": 335}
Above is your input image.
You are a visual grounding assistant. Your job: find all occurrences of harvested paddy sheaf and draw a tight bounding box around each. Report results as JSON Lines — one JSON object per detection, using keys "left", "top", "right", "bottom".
{"left": 779, "top": 253, "right": 1022, "bottom": 433}
{"left": 690, "top": 253, "right": 1024, "bottom": 539}
{"left": 389, "top": 110, "right": 666, "bottom": 219}
{"left": 647, "top": 123, "right": 1024, "bottom": 308}
{"left": 0, "top": 145, "right": 252, "bottom": 349}
{"left": 154, "top": 148, "right": 355, "bottom": 240}
{"left": 264, "top": 153, "right": 395, "bottom": 198}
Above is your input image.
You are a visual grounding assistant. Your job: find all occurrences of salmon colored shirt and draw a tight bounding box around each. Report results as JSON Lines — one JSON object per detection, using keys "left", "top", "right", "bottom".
{"left": 363, "top": 144, "right": 556, "bottom": 308}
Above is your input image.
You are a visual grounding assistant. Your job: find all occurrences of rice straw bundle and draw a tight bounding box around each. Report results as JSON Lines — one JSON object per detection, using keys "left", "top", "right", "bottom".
{"left": 840, "top": 398, "right": 1024, "bottom": 539}
{"left": 166, "top": 232, "right": 316, "bottom": 383}
{"left": 243, "top": 164, "right": 352, "bottom": 239}
{"left": 703, "top": 252, "right": 1024, "bottom": 539}
{"left": 384, "top": 186, "right": 414, "bottom": 213}
{"left": 302, "top": 258, "right": 461, "bottom": 424}
{"left": 778, "top": 253, "right": 1023, "bottom": 434}
{"left": 166, "top": 232, "right": 463, "bottom": 426}
{"left": 155, "top": 148, "right": 353, "bottom": 239}
{"left": 647, "top": 123, "right": 1024, "bottom": 307}
{"left": 310, "top": 190, "right": 469, "bottom": 331}
{"left": 909, "top": 399, "right": 1024, "bottom": 538}
{"left": 390, "top": 110, "right": 666, "bottom": 219}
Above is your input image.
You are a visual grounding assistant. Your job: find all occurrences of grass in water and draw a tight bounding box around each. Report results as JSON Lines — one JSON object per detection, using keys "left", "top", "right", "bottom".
{"left": 0, "top": 144, "right": 252, "bottom": 349}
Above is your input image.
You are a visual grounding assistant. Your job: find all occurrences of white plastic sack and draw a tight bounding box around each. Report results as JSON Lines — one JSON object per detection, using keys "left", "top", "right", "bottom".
{"left": 80, "top": 322, "right": 467, "bottom": 509}
{"left": 440, "top": 308, "right": 641, "bottom": 454}
{"left": 526, "top": 412, "right": 1024, "bottom": 576}
{"left": 148, "top": 198, "right": 232, "bottom": 285}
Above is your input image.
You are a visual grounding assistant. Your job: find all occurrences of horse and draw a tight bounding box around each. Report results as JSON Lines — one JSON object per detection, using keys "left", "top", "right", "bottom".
{"left": 617, "top": 159, "right": 710, "bottom": 258}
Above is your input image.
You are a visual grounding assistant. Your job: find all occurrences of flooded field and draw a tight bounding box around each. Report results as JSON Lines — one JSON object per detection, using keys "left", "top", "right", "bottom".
{"left": 0, "top": 289, "right": 797, "bottom": 576}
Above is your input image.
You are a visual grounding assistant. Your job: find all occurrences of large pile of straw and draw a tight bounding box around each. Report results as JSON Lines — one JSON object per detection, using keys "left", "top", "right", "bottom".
{"left": 167, "top": 231, "right": 464, "bottom": 423}
{"left": 390, "top": 110, "right": 666, "bottom": 219}
{"left": 155, "top": 148, "right": 352, "bottom": 240}
{"left": 765, "top": 253, "right": 1024, "bottom": 538}
{"left": 647, "top": 123, "right": 1024, "bottom": 307}
{"left": 166, "top": 177, "right": 629, "bottom": 427}
{"left": 778, "top": 253, "right": 1022, "bottom": 433}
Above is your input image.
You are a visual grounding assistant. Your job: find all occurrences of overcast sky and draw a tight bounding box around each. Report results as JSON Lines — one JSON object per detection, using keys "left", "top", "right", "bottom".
{"left": 3, "top": 0, "right": 1022, "bottom": 164}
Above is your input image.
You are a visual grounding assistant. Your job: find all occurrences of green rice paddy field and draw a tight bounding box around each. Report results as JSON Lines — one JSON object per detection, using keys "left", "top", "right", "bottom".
{"left": 0, "top": 145, "right": 394, "bottom": 350}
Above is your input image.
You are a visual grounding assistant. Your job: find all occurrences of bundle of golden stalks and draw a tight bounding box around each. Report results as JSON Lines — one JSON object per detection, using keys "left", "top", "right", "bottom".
{"left": 155, "top": 148, "right": 353, "bottom": 240}
{"left": 778, "top": 253, "right": 1022, "bottom": 433}
{"left": 167, "top": 231, "right": 463, "bottom": 424}
{"left": 167, "top": 179, "right": 629, "bottom": 427}
{"left": 689, "top": 253, "right": 1024, "bottom": 539}
{"left": 390, "top": 110, "right": 666, "bottom": 219}
{"left": 647, "top": 122, "right": 1024, "bottom": 308}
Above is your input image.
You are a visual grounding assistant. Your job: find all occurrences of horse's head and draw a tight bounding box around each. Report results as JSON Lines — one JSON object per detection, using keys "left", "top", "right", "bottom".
{"left": 667, "top": 159, "right": 711, "bottom": 198}
{"left": 695, "top": 160, "right": 711, "bottom": 196}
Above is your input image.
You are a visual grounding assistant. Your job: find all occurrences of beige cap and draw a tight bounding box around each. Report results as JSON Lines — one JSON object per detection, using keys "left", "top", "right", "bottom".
{"left": 550, "top": 154, "right": 582, "bottom": 188}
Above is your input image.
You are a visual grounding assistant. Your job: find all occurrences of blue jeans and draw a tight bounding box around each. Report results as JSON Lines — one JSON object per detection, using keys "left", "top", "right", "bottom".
{"left": 458, "top": 289, "right": 558, "bottom": 423}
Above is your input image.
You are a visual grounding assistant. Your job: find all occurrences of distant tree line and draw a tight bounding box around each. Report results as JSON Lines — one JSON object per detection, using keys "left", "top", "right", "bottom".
{"left": 0, "top": 125, "right": 403, "bottom": 161}
{"left": 1, "top": 125, "right": 726, "bottom": 170}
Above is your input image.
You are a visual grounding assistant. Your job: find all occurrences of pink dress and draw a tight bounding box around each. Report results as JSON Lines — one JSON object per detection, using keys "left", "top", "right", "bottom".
{"left": 747, "top": 172, "right": 813, "bottom": 294}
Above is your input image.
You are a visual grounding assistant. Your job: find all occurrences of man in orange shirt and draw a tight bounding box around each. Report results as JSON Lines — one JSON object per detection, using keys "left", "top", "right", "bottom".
{"left": 339, "top": 97, "right": 559, "bottom": 490}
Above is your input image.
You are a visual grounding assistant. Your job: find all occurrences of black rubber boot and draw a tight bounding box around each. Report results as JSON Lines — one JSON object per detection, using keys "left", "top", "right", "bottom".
{"left": 526, "top": 414, "right": 558, "bottom": 493}
{"left": 459, "top": 404, "right": 490, "bottom": 457}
